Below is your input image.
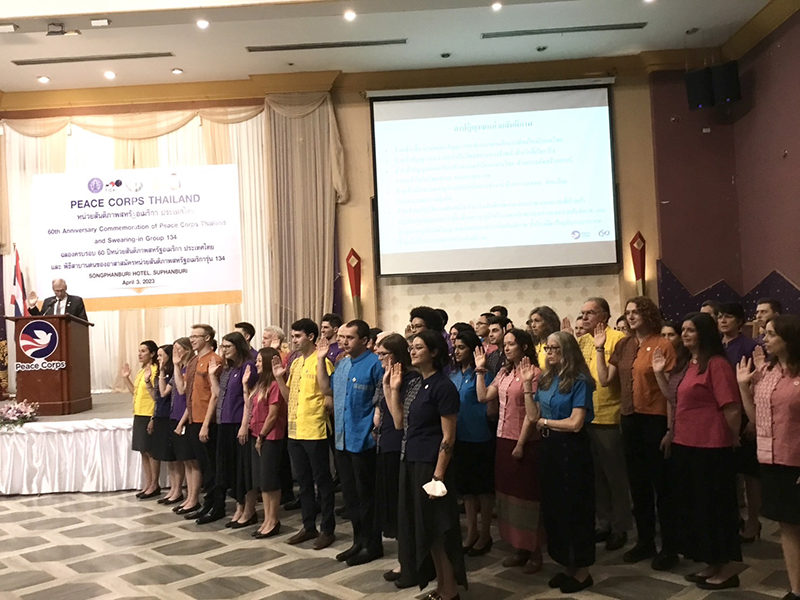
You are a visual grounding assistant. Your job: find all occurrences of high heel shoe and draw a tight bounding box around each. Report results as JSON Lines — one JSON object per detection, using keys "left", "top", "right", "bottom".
{"left": 162, "top": 495, "right": 184, "bottom": 506}
{"left": 139, "top": 487, "right": 162, "bottom": 500}
{"left": 740, "top": 522, "right": 762, "bottom": 544}
{"left": 231, "top": 514, "right": 258, "bottom": 529}
{"left": 468, "top": 538, "right": 493, "bottom": 557}
{"left": 254, "top": 522, "right": 281, "bottom": 539}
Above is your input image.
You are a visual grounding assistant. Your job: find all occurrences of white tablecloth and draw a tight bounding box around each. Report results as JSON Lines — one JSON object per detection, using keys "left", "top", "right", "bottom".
{"left": 0, "top": 418, "right": 143, "bottom": 495}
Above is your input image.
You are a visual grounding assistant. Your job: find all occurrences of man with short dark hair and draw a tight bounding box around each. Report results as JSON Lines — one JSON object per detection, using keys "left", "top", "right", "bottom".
{"left": 321, "top": 313, "right": 344, "bottom": 363}
{"left": 474, "top": 312, "right": 497, "bottom": 354}
{"left": 754, "top": 298, "right": 782, "bottom": 344}
{"left": 409, "top": 306, "right": 444, "bottom": 334}
{"left": 490, "top": 305, "right": 508, "bottom": 319}
{"left": 700, "top": 300, "right": 721, "bottom": 322}
{"left": 485, "top": 315, "right": 509, "bottom": 374}
{"left": 274, "top": 318, "right": 336, "bottom": 549}
{"left": 234, "top": 321, "right": 258, "bottom": 359}
{"left": 318, "top": 319, "right": 384, "bottom": 566}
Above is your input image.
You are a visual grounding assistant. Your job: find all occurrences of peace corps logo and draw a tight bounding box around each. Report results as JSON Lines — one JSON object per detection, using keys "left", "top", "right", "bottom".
{"left": 16, "top": 320, "right": 67, "bottom": 372}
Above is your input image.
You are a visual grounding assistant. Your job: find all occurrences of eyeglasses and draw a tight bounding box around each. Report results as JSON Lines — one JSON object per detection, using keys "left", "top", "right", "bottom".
{"left": 543, "top": 346, "right": 562, "bottom": 353}
{"left": 376, "top": 351, "right": 391, "bottom": 358}
{"left": 189, "top": 334, "right": 205, "bottom": 340}
{"left": 409, "top": 323, "right": 423, "bottom": 331}
{"left": 220, "top": 343, "right": 233, "bottom": 349}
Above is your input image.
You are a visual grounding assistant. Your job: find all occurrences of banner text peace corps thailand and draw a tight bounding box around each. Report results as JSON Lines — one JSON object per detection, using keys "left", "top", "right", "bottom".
{"left": 31, "top": 165, "right": 243, "bottom": 310}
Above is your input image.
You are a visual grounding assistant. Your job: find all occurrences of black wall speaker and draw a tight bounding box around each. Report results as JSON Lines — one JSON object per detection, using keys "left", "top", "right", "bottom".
{"left": 711, "top": 61, "right": 742, "bottom": 105}
{"left": 685, "top": 67, "right": 714, "bottom": 110}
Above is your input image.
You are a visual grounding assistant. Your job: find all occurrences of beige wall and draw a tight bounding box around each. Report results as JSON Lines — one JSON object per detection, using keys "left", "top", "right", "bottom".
{"left": 332, "top": 75, "right": 659, "bottom": 327}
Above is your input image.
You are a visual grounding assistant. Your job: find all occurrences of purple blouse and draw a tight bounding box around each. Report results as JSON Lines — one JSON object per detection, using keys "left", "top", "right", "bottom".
{"left": 217, "top": 360, "right": 258, "bottom": 424}
{"left": 169, "top": 369, "right": 187, "bottom": 421}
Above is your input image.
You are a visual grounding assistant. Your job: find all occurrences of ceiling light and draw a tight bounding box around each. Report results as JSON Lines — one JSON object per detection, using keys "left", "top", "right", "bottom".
{"left": 46, "top": 23, "right": 65, "bottom": 36}
{"left": 344, "top": 10, "right": 356, "bottom": 21}
{"left": 104, "top": 71, "right": 116, "bottom": 80}
{"left": 643, "top": 0, "right": 656, "bottom": 3}
{"left": 196, "top": 19, "right": 209, "bottom": 29}
{"left": 686, "top": 27, "right": 700, "bottom": 35}
{"left": 172, "top": 68, "right": 183, "bottom": 75}
{"left": 90, "top": 19, "right": 110, "bottom": 27}
{"left": 536, "top": 45, "right": 548, "bottom": 52}
{"left": 0, "top": 23, "right": 19, "bottom": 33}
{"left": 37, "top": 76, "right": 50, "bottom": 84}
{"left": 492, "top": 3, "right": 502, "bottom": 11}
{"left": 64, "top": 30, "right": 82, "bottom": 36}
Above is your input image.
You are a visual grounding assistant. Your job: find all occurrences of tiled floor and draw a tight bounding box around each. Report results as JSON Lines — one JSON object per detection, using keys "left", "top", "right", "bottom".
{"left": 0, "top": 490, "right": 792, "bottom": 599}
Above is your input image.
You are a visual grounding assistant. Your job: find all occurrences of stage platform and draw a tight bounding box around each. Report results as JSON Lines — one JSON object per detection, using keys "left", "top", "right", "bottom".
{"left": 0, "top": 393, "right": 145, "bottom": 496}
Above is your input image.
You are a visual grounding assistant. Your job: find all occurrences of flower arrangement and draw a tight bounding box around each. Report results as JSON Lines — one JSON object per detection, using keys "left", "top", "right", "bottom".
{"left": 0, "top": 400, "right": 40, "bottom": 430}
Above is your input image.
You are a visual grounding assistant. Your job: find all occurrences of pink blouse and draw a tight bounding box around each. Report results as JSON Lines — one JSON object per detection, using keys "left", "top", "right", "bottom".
{"left": 752, "top": 364, "right": 800, "bottom": 467}
{"left": 249, "top": 382, "right": 286, "bottom": 441}
{"left": 493, "top": 367, "right": 539, "bottom": 441}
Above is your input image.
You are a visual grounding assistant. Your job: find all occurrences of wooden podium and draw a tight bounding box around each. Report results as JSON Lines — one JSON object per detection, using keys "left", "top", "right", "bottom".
{"left": 6, "top": 314, "right": 93, "bottom": 416}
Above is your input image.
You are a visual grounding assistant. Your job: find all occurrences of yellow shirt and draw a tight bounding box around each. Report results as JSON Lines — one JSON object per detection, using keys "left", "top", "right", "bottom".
{"left": 579, "top": 327, "right": 625, "bottom": 425}
{"left": 133, "top": 364, "right": 158, "bottom": 417}
{"left": 535, "top": 341, "right": 547, "bottom": 371}
{"left": 287, "top": 353, "right": 334, "bottom": 440}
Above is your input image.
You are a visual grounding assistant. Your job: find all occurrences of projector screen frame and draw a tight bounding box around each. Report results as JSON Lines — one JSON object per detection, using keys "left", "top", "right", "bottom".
{"left": 369, "top": 83, "right": 622, "bottom": 281}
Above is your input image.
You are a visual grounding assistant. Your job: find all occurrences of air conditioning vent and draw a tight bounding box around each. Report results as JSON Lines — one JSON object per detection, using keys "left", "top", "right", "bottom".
{"left": 13, "top": 52, "right": 173, "bottom": 66}
{"left": 247, "top": 39, "right": 407, "bottom": 52}
{"left": 482, "top": 22, "right": 647, "bottom": 39}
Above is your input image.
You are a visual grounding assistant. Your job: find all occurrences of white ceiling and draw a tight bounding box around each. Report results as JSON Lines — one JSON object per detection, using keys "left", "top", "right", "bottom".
{"left": 0, "top": 0, "right": 770, "bottom": 92}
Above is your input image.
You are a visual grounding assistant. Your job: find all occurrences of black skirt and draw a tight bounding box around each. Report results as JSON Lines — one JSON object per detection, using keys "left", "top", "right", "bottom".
{"left": 454, "top": 439, "right": 495, "bottom": 496}
{"left": 131, "top": 415, "right": 152, "bottom": 453}
{"left": 761, "top": 463, "right": 800, "bottom": 525}
{"left": 397, "top": 460, "right": 467, "bottom": 591}
{"left": 733, "top": 437, "right": 760, "bottom": 478}
{"left": 672, "top": 444, "right": 742, "bottom": 564}
{"left": 376, "top": 450, "right": 401, "bottom": 539}
{"left": 171, "top": 419, "right": 195, "bottom": 461}
{"left": 541, "top": 429, "right": 595, "bottom": 569}
{"left": 216, "top": 423, "right": 244, "bottom": 503}
{"left": 150, "top": 417, "right": 175, "bottom": 462}
{"left": 251, "top": 436, "right": 284, "bottom": 492}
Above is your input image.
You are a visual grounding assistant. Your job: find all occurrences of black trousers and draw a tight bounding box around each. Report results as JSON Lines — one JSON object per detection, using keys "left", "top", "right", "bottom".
{"left": 288, "top": 438, "right": 335, "bottom": 535}
{"left": 280, "top": 430, "right": 295, "bottom": 502}
{"left": 187, "top": 422, "right": 217, "bottom": 507}
{"left": 337, "top": 448, "right": 381, "bottom": 553}
{"left": 620, "top": 413, "right": 677, "bottom": 553}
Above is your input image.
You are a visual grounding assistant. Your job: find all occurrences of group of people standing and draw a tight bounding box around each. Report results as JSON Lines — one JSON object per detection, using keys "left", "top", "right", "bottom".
{"left": 123, "top": 296, "right": 800, "bottom": 600}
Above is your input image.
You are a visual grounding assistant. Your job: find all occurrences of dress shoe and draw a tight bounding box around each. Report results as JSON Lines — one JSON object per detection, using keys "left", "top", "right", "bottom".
{"left": 188, "top": 503, "right": 213, "bottom": 520}
{"left": 334, "top": 505, "right": 347, "bottom": 517}
{"left": 336, "top": 543, "right": 362, "bottom": 562}
{"left": 139, "top": 488, "right": 162, "bottom": 500}
{"left": 549, "top": 573, "right": 569, "bottom": 588}
{"left": 383, "top": 570, "right": 402, "bottom": 582}
{"left": 595, "top": 528, "right": 611, "bottom": 543}
{"left": 501, "top": 549, "right": 530, "bottom": 568}
{"left": 231, "top": 514, "right": 258, "bottom": 529}
{"left": 394, "top": 577, "right": 418, "bottom": 589}
{"left": 175, "top": 504, "right": 201, "bottom": 515}
{"left": 282, "top": 498, "right": 301, "bottom": 511}
{"left": 651, "top": 551, "right": 679, "bottom": 571}
{"left": 468, "top": 538, "right": 493, "bottom": 557}
{"left": 254, "top": 522, "right": 282, "bottom": 539}
{"left": 347, "top": 547, "right": 384, "bottom": 566}
{"left": 782, "top": 593, "right": 800, "bottom": 600}
{"left": 162, "top": 495, "right": 184, "bottom": 506}
{"left": 287, "top": 528, "right": 319, "bottom": 545}
{"left": 224, "top": 520, "right": 236, "bottom": 528}
{"left": 605, "top": 531, "right": 628, "bottom": 551}
{"left": 196, "top": 509, "right": 225, "bottom": 525}
{"left": 740, "top": 522, "right": 762, "bottom": 544}
{"left": 313, "top": 532, "right": 336, "bottom": 550}
{"left": 135, "top": 490, "right": 146, "bottom": 498}
{"left": 697, "top": 574, "right": 740, "bottom": 590}
{"left": 560, "top": 575, "right": 594, "bottom": 593}
{"left": 623, "top": 542, "right": 657, "bottom": 563}
{"left": 684, "top": 572, "right": 710, "bottom": 583}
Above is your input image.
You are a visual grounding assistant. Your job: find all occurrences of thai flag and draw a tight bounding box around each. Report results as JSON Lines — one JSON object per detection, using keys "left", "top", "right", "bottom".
{"left": 10, "top": 247, "right": 28, "bottom": 317}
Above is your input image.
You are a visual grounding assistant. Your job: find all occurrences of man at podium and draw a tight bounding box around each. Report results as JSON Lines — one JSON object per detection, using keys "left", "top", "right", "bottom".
{"left": 27, "top": 278, "right": 88, "bottom": 321}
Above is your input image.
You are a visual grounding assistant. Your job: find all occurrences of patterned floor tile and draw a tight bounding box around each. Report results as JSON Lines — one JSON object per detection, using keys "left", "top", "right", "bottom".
{"left": 122, "top": 564, "right": 204, "bottom": 585}
{"left": 20, "top": 516, "right": 83, "bottom": 531}
{"left": 179, "top": 576, "right": 266, "bottom": 599}
{"left": 154, "top": 539, "right": 226, "bottom": 556}
{"left": 207, "top": 546, "right": 285, "bottom": 567}
{"left": 19, "top": 495, "right": 74, "bottom": 507}
{"left": 68, "top": 553, "right": 147, "bottom": 573}
{"left": 591, "top": 575, "right": 686, "bottom": 600}
{"left": 60, "top": 523, "right": 126, "bottom": 538}
{"left": 0, "top": 510, "right": 44, "bottom": 523}
{"left": 20, "top": 581, "right": 111, "bottom": 600}
{"left": 21, "top": 543, "right": 94, "bottom": 563}
{"left": 55, "top": 500, "right": 113, "bottom": 513}
{"left": 94, "top": 506, "right": 153, "bottom": 519}
{"left": 0, "top": 536, "right": 50, "bottom": 552}
{"left": 0, "top": 570, "right": 56, "bottom": 592}
{"left": 106, "top": 530, "right": 176, "bottom": 547}
{"left": 760, "top": 569, "right": 790, "bottom": 589}
{"left": 699, "top": 592, "right": 781, "bottom": 600}
{"left": 262, "top": 592, "right": 338, "bottom": 600}
{"left": 134, "top": 512, "right": 183, "bottom": 526}
{"left": 268, "top": 557, "right": 347, "bottom": 579}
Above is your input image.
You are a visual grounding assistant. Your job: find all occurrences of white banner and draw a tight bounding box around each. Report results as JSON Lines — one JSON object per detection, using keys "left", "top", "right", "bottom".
{"left": 30, "top": 165, "right": 243, "bottom": 310}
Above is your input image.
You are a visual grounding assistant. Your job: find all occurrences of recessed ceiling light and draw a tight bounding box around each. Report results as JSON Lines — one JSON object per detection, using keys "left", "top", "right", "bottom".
{"left": 643, "top": 0, "right": 656, "bottom": 3}
{"left": 344, "top": 10, "right": 356, "bottom": 21}
{"left": 104, "top": 71, "right": 116, "bottom": 80}
{"left": 37, "top": 76, "right": 50, "bottom": 84}
{"left": 536, "top": 45, "right": 548, "bottom": 52}
{"left": 172, "top": 68, "right": 183, "bottom": 75}
{"left": 685, "top": 27, "right": 700, "bottom": 35}
{"left": 492, "top": 3, "right": 502, "bottom": 11}
{"left": 0, "top": 23, "right": 19, "bottom": 33}
{"left": 441, "top": 52, "right": 451, "bottom": 58}
{"left": 196, "top": 19, "right": 209, "bottom": 29}
{"left": 90, "top": 19, "right": 110, "bottom": 27}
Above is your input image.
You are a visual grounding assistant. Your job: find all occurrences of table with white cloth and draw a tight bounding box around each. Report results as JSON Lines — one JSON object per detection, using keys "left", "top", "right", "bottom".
{"left": 0, "top": 418, "right": 143, "bottom": 495}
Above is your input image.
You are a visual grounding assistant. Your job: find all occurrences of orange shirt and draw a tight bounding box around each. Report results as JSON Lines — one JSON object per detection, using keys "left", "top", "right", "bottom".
{"left": 186, "top": 351, "right": 224, "bottom": 424}
{"left": 610, "top": 334, "right": 675, "bottom": 416}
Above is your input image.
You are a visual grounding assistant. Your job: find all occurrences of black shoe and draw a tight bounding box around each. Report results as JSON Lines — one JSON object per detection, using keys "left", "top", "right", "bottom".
{"left": 196, "top": 509, "right": 225, "bottom": 525}
{"left": 651, "top": 551, "right": 679, "bottom": 571}
{"left": 135, "top": 490, "right": 146, "bottom": 498}
{"left": 187, "top": 503, "right": 212, "bottom": 520}
{"left": 282, "top": 498, "right": 301, "bottom": 511}
{"left": 623, "top": 542, "right": 657, "bottom": 563}
{"left": 138, "top": 488, "right": 162, "bottom": 500}
{"left": 254, "top": 522, "right": 282, "bottom": 539}
{"left": 560, "top": 575, "right": 593, "bottom": 593}
{"left": 595, "top": 529, "right": 611, "bottom": 543}
{"left": 684, "top": 572, "right": 710, "bottom": 583}
{"left": 549, "top": 573, "right": 569, "bottom": 588}
{"left": 230, "top": 514, "right": 258, "bottom": 529}
{"left": 334, "top": 505, "right": 347, "bottom": 517}
{"left": 697, "top": 574, "right": 740, "bottom": 590}
{"left": 162, "top": 495, "right": 184, "bottom": 506}
{"left": 605, "top": 531, "right": 628, "bottom": 551}
{"left": 346, "top": 547, "right": 384, "bottom": 566}
{"left": 383, "top": 570, "right": 402, "bottom": 582}
{"left": 175, "top": 504, "right": 201, "bottom": 515}
{"left": 782, "top": 593, "right": 800, "bottom": 600}
{"left": 394, "top": 577, "right": 417, "bottom": 590}
{"left": 336, "top": 543, "right": 362, "bottom": 562}
{"left": 468, "top": 538, "right": 493, "bottom": 557}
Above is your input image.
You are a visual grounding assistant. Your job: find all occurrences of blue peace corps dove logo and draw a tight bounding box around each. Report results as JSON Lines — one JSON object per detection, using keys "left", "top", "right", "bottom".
{"left": 19, "top": 320, "right": 59, "bottom": 361}
{"left": 88, "top": 178, "right": 104, "bottom": 193}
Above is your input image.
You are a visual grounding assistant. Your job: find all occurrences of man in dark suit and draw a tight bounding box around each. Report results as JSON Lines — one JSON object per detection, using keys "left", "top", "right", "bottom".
{"left": 27, "top": 278, "right": 88, "bottom": 321}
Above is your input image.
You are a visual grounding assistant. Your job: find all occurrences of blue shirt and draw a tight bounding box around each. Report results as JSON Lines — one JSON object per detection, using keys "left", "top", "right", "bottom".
{"left": 535, "top": 374, "right": 595, "bottom": 424}
{"left": 332, "top": 350, "right": 384, "bottom": 452}
{"left": 451, "top": 366, "right": 495, "bottom": 443}
{"left": 406, "top": 371, "right": 460, "bottom": 463}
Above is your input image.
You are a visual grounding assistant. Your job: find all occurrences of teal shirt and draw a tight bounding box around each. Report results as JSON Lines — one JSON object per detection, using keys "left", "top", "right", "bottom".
{"left": 535, "top": 374, "right": 595, "bottom": 424}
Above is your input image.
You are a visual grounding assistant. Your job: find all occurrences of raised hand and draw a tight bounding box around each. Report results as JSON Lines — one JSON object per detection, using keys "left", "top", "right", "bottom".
{"left": 593, "top": 323, "right": 607, "bottom": 349}
{"left": 173, "top": 344, "right": 185, "bottom": 363}
{"left": 382, "top": 357, "right": 394, "bottom": 387}
{"left": 752, "top": 345, "right": 766, "bottom": 370}
{"left": 270, "top": 336, "right": 281, "bottom": 349}
{"left": 474, "top": 345, "right": 487, "bottom": 370}
{"left": 144, "top": 369, "right": 152, "bottom": 386}
{"left": 652, "top": 347, "right": 666, "bottom": 373}
{"left": 209, "top": 361, "right": 221, "bottom": 377}
{"left": 243, "top": 365, "right": 252, "bottom": 385}
{"left": 121, "top": 363, "right": 131, "bottom": 378}
{"left": 519, "top": 356, "right": 536, "bottom": 383}
{"left": 316, "top": 337, "right": 330, "bottom": 359}
{"left": 561, "top": 316, "right": 574, "bottom": 335}
{"left": 390, "top": 362, "right": 403, "bottom": 390}
{"left": 271, "top": 355, "right": 286, "bottom": 379}
{"left": 27, "top": 291, "right": 38, "bottom": 306}
{"left": 736, "top": 356, "right": 754, "bottom": 386}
